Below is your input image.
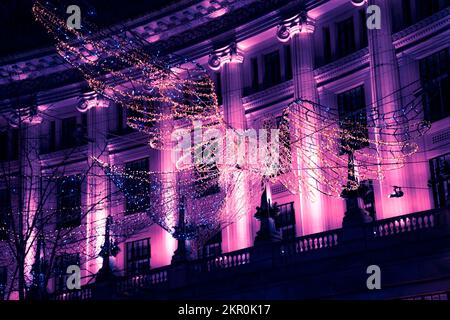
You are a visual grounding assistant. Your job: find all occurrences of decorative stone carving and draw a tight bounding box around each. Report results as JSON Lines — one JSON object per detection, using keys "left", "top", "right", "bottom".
{"left": 8, "top": 106, "right": 42, "bottom": 127}
{"left": 351, "top": 0, "right": 367, "bottom": 7}
{"left": 276, "top": 11, "right": 315, "bottom": 43}
{"left": 208, "top": 42, "right": 244, "bottom": 71}
{"left": 77, "top": 92, "right": 109, "bottom": 112}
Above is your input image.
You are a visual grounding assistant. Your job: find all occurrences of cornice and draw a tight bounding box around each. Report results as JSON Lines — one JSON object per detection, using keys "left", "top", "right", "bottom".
{"left": 314, "top": 48, "right": 370, "bottom": 85}
{"left": 314, "top": 8, "right": 449, "bottom": 86}
{"left": 243, "top": 80, "right": 293, "bottom": 113}
{"left": 0, "top": 3, "right": 448, "bottom": 110}
{"left": 392, "top": 7, "right": 450, "bottom": 48}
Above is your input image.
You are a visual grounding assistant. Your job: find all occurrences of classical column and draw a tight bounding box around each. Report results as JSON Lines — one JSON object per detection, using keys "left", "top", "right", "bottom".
{"left": 365, "top": 0, "right": 410, "bottom": 218}
{"left": 151, "top": 104, "right": 177, "bottom": 267}
{"left": 78, "top": 93, "right": 111, "bottom": 278}
{"left": 208, "top": 43, "right": 252, "bottom": 251}
{"left": 277, "top": 12, "right": 326, "bottom": 235}
{"left": 8, "top": 107, "right": 42, "bottom": 294}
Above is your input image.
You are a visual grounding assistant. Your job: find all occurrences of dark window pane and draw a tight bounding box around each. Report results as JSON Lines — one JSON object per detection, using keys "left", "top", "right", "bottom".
{"left": 275, "top": 202, "right": 296, "bottom": 240}
{"left": 251, "top": 57, "right": 259, "bottom": 92}
{"left": 0, "top": 131, "right": 7, "bottom": 161}
{"left": 263, "top": 50, "right": 281, "bottom": 88}
{"left": 337, "top": 85, "right": 369, "bottom": 152}
{"left": 359, "top": 10, "right": 368, "bottom": 48}
{"left": 215, "top": 72, "right": 222, "bottom": 106}
{"left": 336, "top": 17, "right": 356, "bottom": 58}
{"left": 416, "top": 0, "right": 443, "bottom": 20}
{"left": 402, "top": 0, "right": 413, "bottom": 27}
{"left": 429, "top": 153, "right": 450, "bottom": 208}
{"left": 61, "top": 117, "right": 78, "bottom": 149}
{"left": 284, "top": 45, "right": 293, "bottom": 80}
{"left": 0, "top": 266, "right": 7, "bottom": 300}
{"left": 126, "top": 238, "right": 151, "bottom": 276}
{"left": 419, "top": 49, "right": 450, "bottom": 122}
{"left": 56, "top": 176, "right": 82, "bottom": 229}
{"left": 323, "top": 26, "right": 332, "bottom": 64}
{"left": 202, "top": 232, "right": 222, "bottom": 258}
{"left": 0, "top": 189, "right": 11, "bottom": 241}
{"left": 125, "top": 158, "right": 150, "bottom": 214}
{"left": 10, "top": 129, "right": 19, "bottom": 160}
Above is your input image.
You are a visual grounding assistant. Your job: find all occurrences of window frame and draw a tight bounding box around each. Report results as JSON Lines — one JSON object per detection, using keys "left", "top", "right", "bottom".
{"left": 125, "top": 238, "right": 151, "bottom": 276}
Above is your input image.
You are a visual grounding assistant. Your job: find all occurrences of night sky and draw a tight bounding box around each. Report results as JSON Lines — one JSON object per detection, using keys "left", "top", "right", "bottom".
{"left": 0, "top": 0, "right": 181, "bottom": 58}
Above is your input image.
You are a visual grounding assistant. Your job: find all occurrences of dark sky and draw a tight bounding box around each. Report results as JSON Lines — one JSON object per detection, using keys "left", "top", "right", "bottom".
{"left": 0, "top": 0, "right": 181, "bottom": 59}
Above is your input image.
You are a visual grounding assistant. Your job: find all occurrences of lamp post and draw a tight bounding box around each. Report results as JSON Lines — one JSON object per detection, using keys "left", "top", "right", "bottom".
{"left": 171, "top": 196, "right": 192, "bottom": 264}
{"left": 254, "top": 181, "right": 281, "bottom": 245}
{"left": 96, "top": 215, "right": 119, "bottom": 282}
{"left": 341, "top": 150, "right": 373, "bottom": 227}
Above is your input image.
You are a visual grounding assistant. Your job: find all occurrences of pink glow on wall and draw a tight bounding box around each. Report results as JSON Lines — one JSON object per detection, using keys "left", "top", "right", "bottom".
{"left": 223, "top": 172, "right": 252, "bottom": 252}
{"left": 88, "top": 209, "right": 106, "bottom": 275}
{"left": 148, "top": 224, "right": 176, "bottom": 268}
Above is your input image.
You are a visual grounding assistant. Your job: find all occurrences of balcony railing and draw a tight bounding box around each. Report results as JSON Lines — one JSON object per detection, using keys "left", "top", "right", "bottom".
{"left": 54, "top": 284, "right": 93, "bottom": 301}
{"left": 280, "top": 229, "right": 341, "bottom": 258}
{"left": 370, "top": 209, "right": 444, "bottom": 238}
{"left": 52, "top": 208, "right": 450, "bottom": 300}
{"left": 116, "top": 265, "right": 170, "bottom": 294}
{"left": 193, "top": 247, "right": 253, "bottom": 273}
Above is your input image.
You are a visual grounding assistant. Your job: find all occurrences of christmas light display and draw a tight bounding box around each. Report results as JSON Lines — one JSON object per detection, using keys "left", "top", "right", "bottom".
{"left": 278, "top": 97, "right": 431, "bottom": 198}
{"left": 32, "top": 0, "right": 225, "bottom": 151}
{"left": 31, "top": 0, "right": 431, "bottom": 248}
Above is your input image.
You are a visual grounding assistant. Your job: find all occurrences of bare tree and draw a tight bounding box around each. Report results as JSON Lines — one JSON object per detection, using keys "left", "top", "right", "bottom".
{"left": 0, "top": 99, "right": 153, "bottom": 300}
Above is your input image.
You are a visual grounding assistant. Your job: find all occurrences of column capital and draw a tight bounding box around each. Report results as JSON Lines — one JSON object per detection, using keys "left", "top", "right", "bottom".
{"left": 208, "top": 42, "right": 244, "bottom": 71}
{"left": 8, "top": 106, "right": 42, "bottom": 127}
{"left": 351, "top": 0, "right": 367, "bottom": 7}
{"left": 77, "top": 92, "right": 110, "bottom": 113}
{"left": 277, "top": 11, "right": 316, "bottom": 43}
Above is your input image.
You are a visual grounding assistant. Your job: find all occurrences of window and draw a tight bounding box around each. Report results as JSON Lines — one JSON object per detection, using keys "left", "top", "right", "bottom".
{"left": 402, "top": 0, "right": 413, "bottom": 27}
{"left": 429, "top": 153, "right": 450, "bottom": 209}
{"left": 275, "top": 202, "right": 296, "bottom": 240}
{"left": 215, "top": 72, "right": 222, "bottom": 106}
{"left": 0, "top": 131, "right": 7, "bottom": 161}
{"left": 284, "top": 45, "right": 293, "bottom": 80}
{"left": 54, "top": 254, "right": 79, "bottom": 292}
{"left": 61, "top": 116, "right": 78, "bottom": 149}
{"left": 81, "top": 112, "right": 88, "bottom": 139}
{"left": 0, "top": 266, "right": 6, "bottom": 300}
{"left": 125, "top": 158, "right": 150, "bottom": 214}
{"left": 336, "top": 17, "right": 356, "bottom": 58}
{"left": 201, "top": 232, "right": 222, "bottom": 258}
{"left": 277, "top": 115, "right": 292, "bottom": 175}
{"left": 323, "top": 26, "right": 332, "bottom": 64}
{"left": 360, "top": 180, "right": 376, "bottom": 220}
{"left": 337, "top": 85, "right": 369, "bottom": 152}
{"left": 40, "top": 121, "right": 56, "bottom": 154}
{"left": 194, "top": 139, "right": 220, "bottom": 198}
{"left": 416, "top": 0, "right": 444, "bottom": 20}
{"left": 56, "top": 175, "right": 82, "bottom": 229}
{"left": 419, "top": 49, "right": 449, "bottom": 122}
{"left": 49, "top": 121, "right": 56, "bottom": 152}
{"left": 10, "top": 129, "right": 19, "bottom": 160}
{"left": 359, "top": 10, "right": 368, "bottom": 48}
{"left": 263, "top": 50, "right": 281, "bottom": 88}
{"left": 0, "top": 189, "right": 11, "bottom": 241}
{"left": 251, "top": 57, "right": 259, "bottom": 92}
{"left": 126, "top": 238, "right": 151, "bottom": 276}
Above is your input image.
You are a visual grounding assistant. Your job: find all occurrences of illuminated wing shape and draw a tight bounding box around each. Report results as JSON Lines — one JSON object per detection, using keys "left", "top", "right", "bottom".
{"left": 32, "top": 1, "right": 224, "bottom": 151}
{"left": 279, "top": 97, "right": 430, "bottom": 198}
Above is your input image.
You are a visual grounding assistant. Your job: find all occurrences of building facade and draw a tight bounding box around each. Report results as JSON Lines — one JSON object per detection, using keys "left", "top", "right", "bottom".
{"left": 0, "top": 0, "right": 449, "bottom": 299}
